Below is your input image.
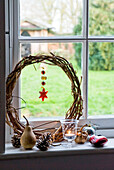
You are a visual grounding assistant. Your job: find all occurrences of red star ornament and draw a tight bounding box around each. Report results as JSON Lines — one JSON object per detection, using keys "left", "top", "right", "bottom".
{"left": 39, "top": 88, "right": 48, "bottom": 101}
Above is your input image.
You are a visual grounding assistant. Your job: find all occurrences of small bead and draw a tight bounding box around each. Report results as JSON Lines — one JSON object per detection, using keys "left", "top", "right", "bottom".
{"left": 41, "top": 76, "right": 47, "bottom": 80}
{"left": 41, "top": 81, "right": 46, "bottom": 85}
{"left": 41, "top": 70, "right": 45, "bottom": 74}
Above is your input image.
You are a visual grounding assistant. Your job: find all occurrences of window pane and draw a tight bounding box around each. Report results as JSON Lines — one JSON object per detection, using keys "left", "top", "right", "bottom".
{"left": 89, "top": 0, "right": 114, "bottom": 36}
{"left": 20, "top": 42, "right": 82, "bottom": 118}
{"left": 20, "top": 0, "right": 83, "bottom": 37}
{"left": 88, "top": 42, "right": 114, "bottom": 116}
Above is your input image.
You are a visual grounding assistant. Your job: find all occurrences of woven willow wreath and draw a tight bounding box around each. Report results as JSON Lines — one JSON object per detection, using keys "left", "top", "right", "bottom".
{"left": 6, "top": 52, "right": 83, "bottom": 142}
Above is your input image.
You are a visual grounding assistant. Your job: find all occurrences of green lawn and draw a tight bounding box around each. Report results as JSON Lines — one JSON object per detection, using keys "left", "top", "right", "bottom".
{"left": 21, "top": 62, "right": 114, "bottom": 118}
{"left": 88, "top": 70, "right": 114, "bottom": 115}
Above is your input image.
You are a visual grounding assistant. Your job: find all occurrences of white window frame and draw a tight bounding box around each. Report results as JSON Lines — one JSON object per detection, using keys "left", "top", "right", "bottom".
{"left": 0, "top": 0, "right": 5, "bottom": 154}
{"left": 2, "top": 0, "right": 114, "bottom": 150}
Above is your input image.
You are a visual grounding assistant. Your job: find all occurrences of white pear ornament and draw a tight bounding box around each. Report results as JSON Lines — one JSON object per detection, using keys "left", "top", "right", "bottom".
{"left": 20, "top": 116, "right": 36, "bottom": 149}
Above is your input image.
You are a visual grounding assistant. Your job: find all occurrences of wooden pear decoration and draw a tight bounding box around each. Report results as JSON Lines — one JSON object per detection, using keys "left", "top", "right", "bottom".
{"left": 20, "top": 116, "right": 36, "bottom": 149}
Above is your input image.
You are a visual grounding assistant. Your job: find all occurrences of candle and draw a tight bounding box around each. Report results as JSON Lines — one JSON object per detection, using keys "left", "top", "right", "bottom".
{"left": 65, "top": 130, "right": 76, "bottom": 140}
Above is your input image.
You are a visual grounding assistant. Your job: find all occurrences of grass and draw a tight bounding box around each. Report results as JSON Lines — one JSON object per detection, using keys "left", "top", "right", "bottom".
{"left": 88, "top": 70, "right": 114, "bottom": 115}
{"left": 21, "top": 61, "right": 114, "bottom": 118}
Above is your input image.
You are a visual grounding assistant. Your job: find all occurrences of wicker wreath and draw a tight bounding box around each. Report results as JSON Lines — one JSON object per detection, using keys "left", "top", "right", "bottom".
{"left": 6, "top": 52, "right": 83, "bottom": 142}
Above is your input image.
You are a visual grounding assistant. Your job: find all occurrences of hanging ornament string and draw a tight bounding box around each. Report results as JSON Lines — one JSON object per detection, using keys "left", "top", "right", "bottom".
{"left": 39, "top": 64, "right": 48, "bottom": 101}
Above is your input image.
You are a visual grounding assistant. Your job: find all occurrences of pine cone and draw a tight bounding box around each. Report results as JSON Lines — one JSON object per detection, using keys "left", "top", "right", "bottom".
{"left": 11, "top": 135, "right": 21, "bottom": 148}
{"left": 36, "top": 133, "right": 52, "bottom": 151}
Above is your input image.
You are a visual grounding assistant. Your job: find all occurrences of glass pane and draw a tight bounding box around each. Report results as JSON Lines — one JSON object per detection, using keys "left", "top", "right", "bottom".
{"left": 20, "top": 0, "right": 83, "bottom": 37}
{"left": 88, "top": 42, "right": 114, "bottom": 116}
{"left": 20, "top": 42, "right": 82, "bottom": 118}
{"left": 89, "top": 0, "right": 114, "bottom": 36}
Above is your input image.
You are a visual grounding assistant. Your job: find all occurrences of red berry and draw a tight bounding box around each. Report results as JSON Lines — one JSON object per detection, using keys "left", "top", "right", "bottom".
{"left": 41, "top": 81, "right": 46, "bottom": 85}
{"left": 41, "top": 70, "right": 45, "bottom": 74}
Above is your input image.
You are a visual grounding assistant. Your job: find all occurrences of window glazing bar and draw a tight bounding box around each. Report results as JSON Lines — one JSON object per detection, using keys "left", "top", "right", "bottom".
{"left": 18, "top": 36, "right": 85, "bottom": 43}
{"left": 89, "top": 40, "right": 114, "bottom": 42}
{"left": 83, "top": 0, "right": 89, "bottom": 38}
{"left": 82, "top": 40, "right": 89, "bottom": 119}
{"left": 18, "top": 36, "right": 114, "bottom": 43}
{"left": 89, "top": 37, "right": 114, "bottom": 41}
{"left": 82, "top": 0, "right": 89, "bottom": 119}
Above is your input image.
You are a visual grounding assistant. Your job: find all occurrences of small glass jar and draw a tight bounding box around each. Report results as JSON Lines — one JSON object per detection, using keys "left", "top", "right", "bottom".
{"left": 61, "top": 119, "right": 78, "bottom": 147}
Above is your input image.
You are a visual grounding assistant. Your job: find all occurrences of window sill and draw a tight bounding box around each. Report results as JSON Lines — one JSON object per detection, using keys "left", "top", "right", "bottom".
{"left": 0, "top": 138, "right": 114, "bottom": 160}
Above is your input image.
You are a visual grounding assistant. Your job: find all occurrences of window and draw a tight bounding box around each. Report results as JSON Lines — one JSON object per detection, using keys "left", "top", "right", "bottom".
{"left": 1, "top": 0, "right": 114, "bottom": 152}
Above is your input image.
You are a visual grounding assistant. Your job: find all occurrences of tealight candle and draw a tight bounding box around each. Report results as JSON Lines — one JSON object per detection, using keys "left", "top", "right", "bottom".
{"left": 61, "top": 119, "right": 77, "bottom": 147}
{"left": 65, "top": 130, "right": 76, "bottom": 140}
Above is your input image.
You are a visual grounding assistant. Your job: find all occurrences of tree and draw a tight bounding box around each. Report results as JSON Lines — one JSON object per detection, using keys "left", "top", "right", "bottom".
{"left": 89, "top": 0, "right": 114, "bottom": 70}
{"left": 20, "top": 0, "right": 82, "bottom": 34}
{"left": 73, "top": 17, "right": 82, "bottom": 68}
{"left": 73, "top": 0, "right": 114, "bottom": 70}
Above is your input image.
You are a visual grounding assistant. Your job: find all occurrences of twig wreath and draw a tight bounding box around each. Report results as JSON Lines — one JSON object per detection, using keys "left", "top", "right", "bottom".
{"left": 6, "top": 52, "right": 83, "bottom": 142}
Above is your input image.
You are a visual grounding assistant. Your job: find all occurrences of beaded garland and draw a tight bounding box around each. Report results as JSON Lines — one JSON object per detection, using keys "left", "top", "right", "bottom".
{"left": 39, "top": 66, "right": 48, "bottom": 101}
